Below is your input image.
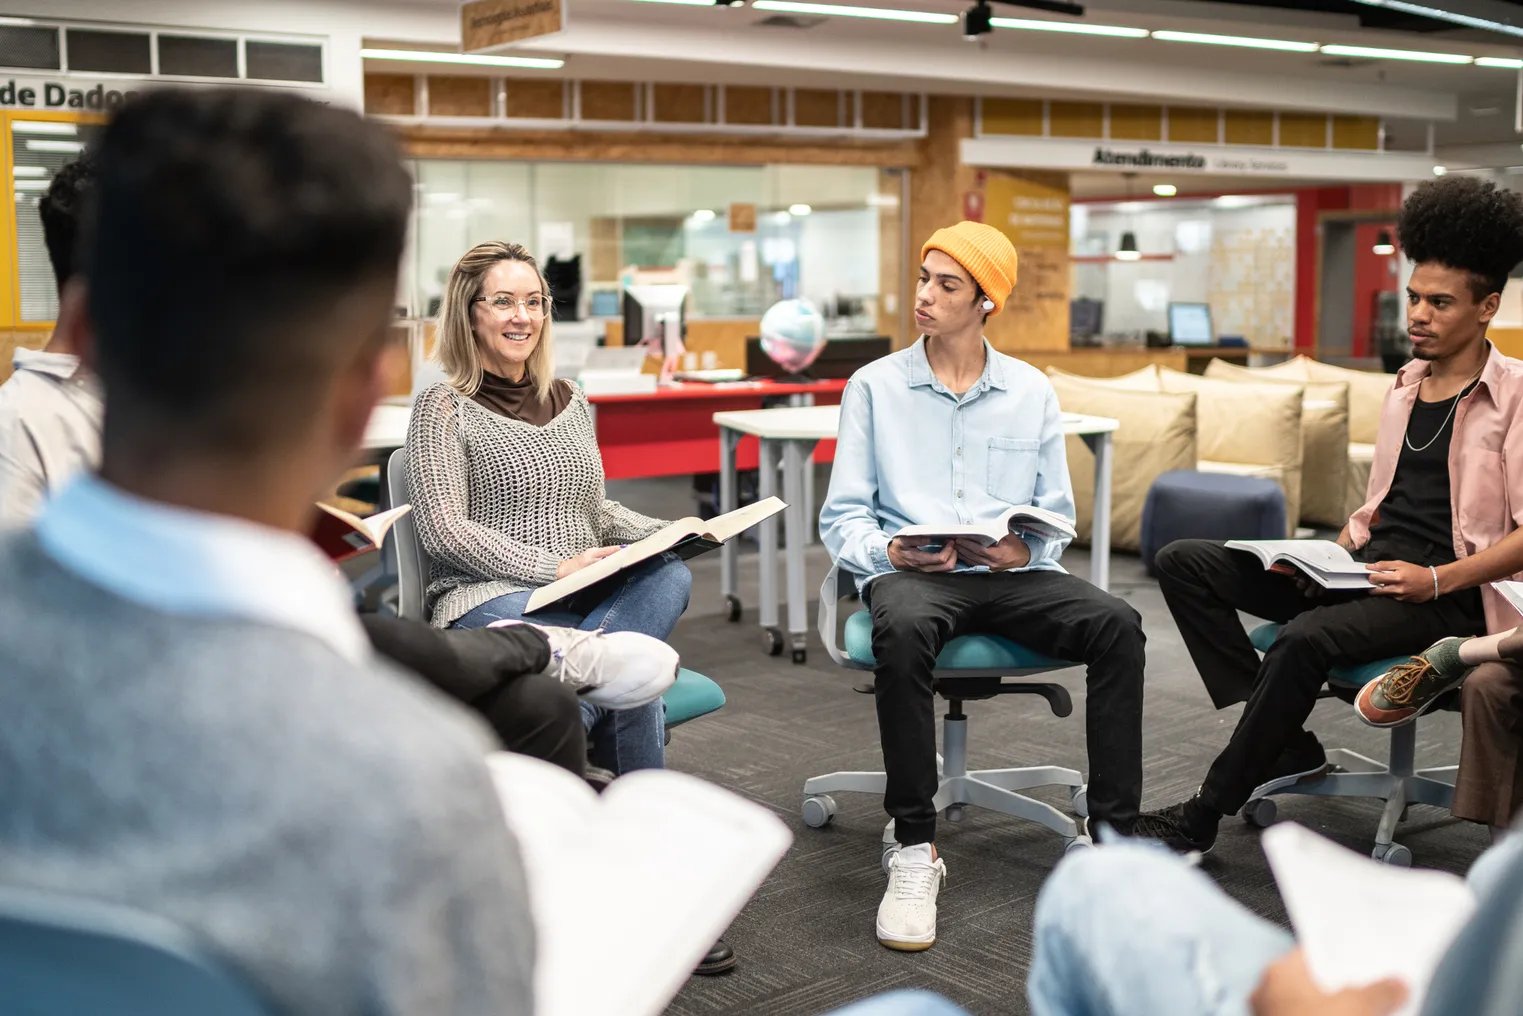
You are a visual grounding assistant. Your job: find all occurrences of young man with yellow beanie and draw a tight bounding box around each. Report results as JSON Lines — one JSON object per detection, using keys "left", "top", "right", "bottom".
{"left": 820, "top": 221, "right": 1146, "bottom": 951}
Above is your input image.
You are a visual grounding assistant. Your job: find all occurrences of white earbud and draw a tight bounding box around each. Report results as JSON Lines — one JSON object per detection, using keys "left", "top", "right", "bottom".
{"left": 982, "top": 298, "right": 995, "bottom": 311}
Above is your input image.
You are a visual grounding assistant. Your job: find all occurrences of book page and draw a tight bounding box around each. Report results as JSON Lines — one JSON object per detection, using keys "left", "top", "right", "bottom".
{"left": 359, "top": 503, "right": 413, "bottom": 545}
{"left": 1492, "top": 580, "right": 1523, "bottom": 619}
{"left": 894, "top": 522, "right": 1004, "bottom": 546}
{"left": 1002, "top": 505, "right": 1078, "bottom": 540}
{"left": 487, "top": 755, "right": 791, "bottom": 1016}
{"left": 1264, "top": 823, "right": 1474, "bottom": 1016}
{"left": 524, "top": 522, "right": 701, "bottom": 614}
{"left": 1226, "top": 540, "right": 1366, "bottom": 575}
{"left": 697, "top": 496, "right": 787, "bottom": 542}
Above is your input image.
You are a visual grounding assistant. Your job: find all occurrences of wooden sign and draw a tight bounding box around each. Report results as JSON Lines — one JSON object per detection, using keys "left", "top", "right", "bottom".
{"left": 461, "top": 0, "right": 564, "bottom": 52}
{"left": 728, "top": 202, "right": 757, "bottom": 234}
{"left": 982, "top": 171, "right": 1071, "bottom": 352}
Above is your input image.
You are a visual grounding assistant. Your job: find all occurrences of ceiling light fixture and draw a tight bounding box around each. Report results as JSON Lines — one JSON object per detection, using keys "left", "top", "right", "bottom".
{"left": 359, "top": 48, "right": 565, "bottom": 69}
{"left": 9, "top": 122, "right": 78, "bottom": 136}
{"left": 1153, "top": 183, "right": 1177, "bottom": 196}
{"left": 1433, "top": 165, "right": 1447, "bottom": 175}
{"left": 24, "top": 139, "right": 83, "bottom": 153}
{"left": 1115, "top": 231, "right": 1141, "bottom": 261}
{"left": 1477, "top": 56, "right": 1523, "bottom": 68}
{"left": 749, "top": 1, "right": 957, "bottom": 22}
{"left": 11, "top": 166, "right": 46, "bottom": 177}
{"left": 1318, "top": 43, "right": 1473, "bottom": 64}
{"left": 1372, "top": 229, "right": 1395, "bottom": 256}
{"left": 790, "top": 203, "right": 813, "bottom": 215}
{"left": 1351, "top": 0, "right": 1523, "bottom": 40}
{"left": 989, "top": 16, "right": 1145, "bottom": 37}
{"left": 691, "top": 209, "right": 717, "bottom": 222}
{"left": 963, "top": 0, "right": 992, "bottom": 39}
{"left": 12, "top": 178, "right": 48, "bottom": 191}
{"left": 1151, "top": 30, "right": 1317, "bottom": 52}
{"left": 626, "top": 0, "right": 722, "bottom": 5}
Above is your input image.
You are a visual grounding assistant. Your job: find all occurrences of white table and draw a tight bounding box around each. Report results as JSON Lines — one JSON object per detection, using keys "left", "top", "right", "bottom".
{"left": 363, "top": 400, "right": 413, "bottom": 454}
{"left": 712, "top": 405, "right": 1119, "bottom": 664}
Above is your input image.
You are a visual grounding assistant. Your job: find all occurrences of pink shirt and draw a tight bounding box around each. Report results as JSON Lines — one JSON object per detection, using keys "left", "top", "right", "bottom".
{"left": 1348, "top": 342, "right": 1523, "bottom": 634}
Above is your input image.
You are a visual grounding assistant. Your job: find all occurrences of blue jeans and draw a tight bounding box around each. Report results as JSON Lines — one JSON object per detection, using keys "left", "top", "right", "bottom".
{"left": 452, "top": 554, "right": 692, "bottom": 775}
{"left": 1028, "top": 844, "right": 1294, "bottom": 1016}
{"left": 823, "top": 992, "right": 969, "bottom": 1016}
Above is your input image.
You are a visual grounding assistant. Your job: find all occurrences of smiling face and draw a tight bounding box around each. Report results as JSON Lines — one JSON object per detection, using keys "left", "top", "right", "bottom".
{"left": 1406, "top": 261, "right": 1498, "bottom": 363}
{"left": 471, "top": 259, "right": 547, "bottom": 379}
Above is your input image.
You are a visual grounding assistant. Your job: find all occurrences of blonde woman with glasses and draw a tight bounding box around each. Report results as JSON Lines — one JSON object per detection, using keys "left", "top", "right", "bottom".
{"left": 405, "top": 241, "right": 691, "bottom": 778}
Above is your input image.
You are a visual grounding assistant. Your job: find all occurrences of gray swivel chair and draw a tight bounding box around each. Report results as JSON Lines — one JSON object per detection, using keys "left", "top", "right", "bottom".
{"left": 0, "top": 884, "right": 271, "bottom": 1015}
{"left": 804, "top": 562, "right": 1091, "bottom": 863}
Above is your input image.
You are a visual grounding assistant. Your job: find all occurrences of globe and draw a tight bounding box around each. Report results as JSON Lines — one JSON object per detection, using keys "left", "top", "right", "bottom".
{"left": 759, "top": 299, "right": 827, "bottom": 375}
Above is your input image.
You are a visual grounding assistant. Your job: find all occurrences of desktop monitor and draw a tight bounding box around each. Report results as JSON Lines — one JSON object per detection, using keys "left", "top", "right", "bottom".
{"left": 623, "top": 284, "right": 688, "bottom": 360}
{"left": 1168, "top": 302, "right": 1214, "bottom": 347}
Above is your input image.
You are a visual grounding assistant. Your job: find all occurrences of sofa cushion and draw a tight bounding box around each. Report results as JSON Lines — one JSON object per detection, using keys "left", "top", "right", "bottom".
{"left": 1346, "top": 442, "right": 1377, "bottom": 519}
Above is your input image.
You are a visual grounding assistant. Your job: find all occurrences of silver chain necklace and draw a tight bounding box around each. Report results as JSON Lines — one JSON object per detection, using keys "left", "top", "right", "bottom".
{"left": 1405, "top": 370, "right": 1481, "bottom": 453}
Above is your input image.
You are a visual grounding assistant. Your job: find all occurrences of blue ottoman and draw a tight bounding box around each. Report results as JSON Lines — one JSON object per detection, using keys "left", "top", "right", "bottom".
{"left": 1140, "top": 470, "right": 1286, "bottom": 573}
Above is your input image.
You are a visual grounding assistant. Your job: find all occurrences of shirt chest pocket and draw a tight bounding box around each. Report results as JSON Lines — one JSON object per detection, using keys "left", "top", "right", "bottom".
{"left": 987, "top": 437, "right": 1041, "bottom": 505}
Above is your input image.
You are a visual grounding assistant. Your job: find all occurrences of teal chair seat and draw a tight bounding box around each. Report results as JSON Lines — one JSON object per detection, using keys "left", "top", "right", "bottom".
{"left": 664, "top": 668, "right": 726, "bottom": 727}
{"left": 1248, "top": 622, "right": 1406, "bottom": 689}
{"left": 842, "top": 610, "right": 1072, "bottom": 670}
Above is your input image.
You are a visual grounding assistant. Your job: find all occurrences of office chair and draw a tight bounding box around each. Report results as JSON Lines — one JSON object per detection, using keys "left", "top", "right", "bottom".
{"left": 0, "top": 884, "right": 271, "bottom": 1015}
{"left": 381, "top": 449, "right": 725, "bottom": 728}
{"left": 1240, "top": 622, "right": 1453, "bottom": 867}
{"left": 805, "top": 562, "right": 1091, "bottom": 863}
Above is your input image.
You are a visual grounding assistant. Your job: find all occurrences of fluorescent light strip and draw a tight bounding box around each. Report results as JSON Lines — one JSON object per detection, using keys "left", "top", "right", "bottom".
{"left": 24, "top": 139, "right": 84, "bottom": 153}
{"left": 359, "top": 48, "right": 564, "bottom": 69}
{"left": 1353, "top": 0, "right": 1523, "bottom": 40}
{"left": 1319, "top": 43, "right": 1472, "bottom": 64}
{"left": 627, "top": 0, "right": 723, "bottom": 5}
{"left": 1478, "top": 56, "right": 1523, "bottom": 69}
{"left": 13, "top": 179, "right": 48, "bottom": 191}
{"left": 12, "top": 166, "right": 46, "bottom": 177}
{"left": 1151, "top": 30, "right": 1317, "bottom": 52}
{"left": 10, "top": 122, "right": 78, "bottom": 136}
{"left": 750, "top": 1, "right": 957, "bottom": 23}
{"left": 989, "top": 17, "right": 1147, "bottom": 38}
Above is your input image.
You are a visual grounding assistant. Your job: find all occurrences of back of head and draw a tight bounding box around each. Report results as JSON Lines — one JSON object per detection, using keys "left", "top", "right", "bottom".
{"left": 1398, "top": 175, "right": 1523, "bottom": 300}
{"left": 86, "top": 87, "right": 412, "bottom": 459}
{"left": 39, "top": 155, "right": 95, "bottom": 293}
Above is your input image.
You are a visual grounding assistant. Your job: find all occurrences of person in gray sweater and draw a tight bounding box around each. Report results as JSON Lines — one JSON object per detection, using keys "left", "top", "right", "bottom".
{"left": 0, "top": 88, "right": 534, "bottom": 1014}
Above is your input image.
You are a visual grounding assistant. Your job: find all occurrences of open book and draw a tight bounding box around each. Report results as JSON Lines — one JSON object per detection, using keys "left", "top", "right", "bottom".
{"left": 309, "top": 502, "right": 412, "bottom": 563}
{"left": 1493, "top": 580, "right": 1523, "bottom": 618}
{"left": 486, "top": 753, "right": 791, "bottom": 1016}
{"left": 1264, "top": 823, "right": 1475, "bottom": 1016}
{"left": 893, "top": 504, "right": 1077, "bottom": 548}
{"left": 526, "top": 497, "right": 786, "bottom": 613}
{"left": 1225, "top": 539, "right": 1374, "bottom": 590}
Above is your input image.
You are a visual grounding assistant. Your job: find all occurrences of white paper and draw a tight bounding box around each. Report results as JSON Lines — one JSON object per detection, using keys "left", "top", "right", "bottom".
{"left": 488, "top": 754, "right": 792, "bottom": 1016}
{"left": 1264, "top": 823, "right": 1475, "bottom": 1016}
{"left": 1492, "top": 580, "right": 1523, "bottom": 618}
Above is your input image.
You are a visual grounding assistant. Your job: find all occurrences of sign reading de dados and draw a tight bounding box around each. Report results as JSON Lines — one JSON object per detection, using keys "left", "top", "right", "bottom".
{"left": 0, "top": 78, "right": 137, "bottom": 111}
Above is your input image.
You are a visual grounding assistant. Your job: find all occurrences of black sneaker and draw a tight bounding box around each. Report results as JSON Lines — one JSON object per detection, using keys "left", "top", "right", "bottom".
{"left": 1264, "top": 732, "right": 1329, "bottom": 785}
{"left": 1132, "top": 799, "right": 1219, "bottom": 854}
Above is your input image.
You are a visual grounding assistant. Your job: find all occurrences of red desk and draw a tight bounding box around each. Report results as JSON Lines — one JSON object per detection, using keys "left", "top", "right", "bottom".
{"left": 588, "top": 379, "right": 847, "bottom": 480}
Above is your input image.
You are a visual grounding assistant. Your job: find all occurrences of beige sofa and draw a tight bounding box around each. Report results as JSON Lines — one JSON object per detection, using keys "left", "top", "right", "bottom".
{"left": 1047, "top": 371, "right": 1197, "bottom": 551}
{"left": 1203, "top": 359, "right": 1351, "bottom": 529}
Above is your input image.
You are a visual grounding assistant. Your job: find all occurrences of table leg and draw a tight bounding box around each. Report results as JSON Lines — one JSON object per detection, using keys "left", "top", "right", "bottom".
{"left": 1085, "top": 431, "right": 1114, "bottom": 592}
{"left": 718, "top": 426, "right": 742, "bottom": 623}
{"left": 757, "top": 437, "right": 782, "bottom": 655}
{"left": 781, "top": 439, "right": 816, "bottom": 664}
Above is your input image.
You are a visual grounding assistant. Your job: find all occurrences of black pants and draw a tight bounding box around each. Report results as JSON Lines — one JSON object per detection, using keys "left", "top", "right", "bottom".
{"left": 868, "top": 570, "right": 1147, "bottom": 845}
{"left": 1155, "top": 538, "right": 1487, "bottom": 814}
{"left": 359, "top": 615, "right": 587, "bottom": 777}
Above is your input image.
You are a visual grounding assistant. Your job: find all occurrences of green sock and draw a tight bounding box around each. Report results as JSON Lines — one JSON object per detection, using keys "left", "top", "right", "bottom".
{"left": 1423, "top": 636, "right": 1467, "bottom": 677}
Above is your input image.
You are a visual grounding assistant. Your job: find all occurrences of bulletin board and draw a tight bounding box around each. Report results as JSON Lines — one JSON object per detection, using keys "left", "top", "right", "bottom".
{"left": 981, "top": 170, "right": 1071, "bottom": 353}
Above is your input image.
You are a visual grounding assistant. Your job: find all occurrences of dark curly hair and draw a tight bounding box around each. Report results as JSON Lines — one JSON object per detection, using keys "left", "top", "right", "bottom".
{"left": 1397, "top": 175, "right": 1523, "bottom": 301}
{"left": 38, "top": 154, "right": 95, "bottom": 293}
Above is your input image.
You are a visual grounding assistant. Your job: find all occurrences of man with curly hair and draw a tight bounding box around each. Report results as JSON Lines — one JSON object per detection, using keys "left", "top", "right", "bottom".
{"left": 1131, "top": 175, "right": 1523, "bottom": 854}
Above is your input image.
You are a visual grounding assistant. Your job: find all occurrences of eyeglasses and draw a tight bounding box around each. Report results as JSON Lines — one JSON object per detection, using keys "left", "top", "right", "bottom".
{"left": 473, "top": 293, "right": 547, "bottom": 316}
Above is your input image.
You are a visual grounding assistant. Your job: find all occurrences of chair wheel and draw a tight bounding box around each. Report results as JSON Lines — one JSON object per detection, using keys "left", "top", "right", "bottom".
{"left": 945, "top": 805, "right": 965, "bottom": 823}
{"left": 762, "top": 627, "right": 784, "bottom": 656}
{"left": 1373, "top": 842, "right": 1412, "bottom": 867}
{"left": 1071, "top": 785, "right": 1089, "bottom": 819}
{"left": 725, "top": 594, "right": 742, "bottom": 623}
{"left": 801, "top": 794, "right": 836, "bottom": 829}
{"left": 1242, "top": 798, "right": 1277, "bottom": 828}
{"left": 791, "top": 647, "right": 807, "bottom": 665}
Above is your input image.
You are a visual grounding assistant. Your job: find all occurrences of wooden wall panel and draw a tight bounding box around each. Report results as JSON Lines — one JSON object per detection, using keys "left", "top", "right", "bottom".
{"left": 588, "top": 217, "right": 621, "bottom": 282}
{"left": 652, "top": 83, "right": 707, "bottom": 124}
{"left": 0, "top": 330, "right": 47, "bottom": 384}
{"left": 581, "top": 80, "right": 637, "bottom": 121}
{"left": 1224, "top": 109, "right": 1273, "bottom": 146}
{"left": 1049, "top": 101, "right": 1103, "bottom": 138}
{"left": 723, "top": 86, "right": 774, "bottom": 125}
{"left": 428, "top": 75, "right": 492, "bottom": 117}
{"left": 1279, "top": 112, "right": 1328, "bottom": 148}
{"left": 793, "top": 88, "right": 841, "bottom": 128}
{"left": 1167, "top": 106, "right": 1219, "bottom": 143}
{"left": 365, "top": 73, "right": 415, "bottom": 116}
{"left": 1332, "top": 115, "right": 1380, "bottom": 150}
{"left": 504, "top": 79, "right": 564, "bottom": 119}
{"left": 861, "top": 91, "right": 904, "bottom": 130}
{"left": 877, "top": 167, "right": 905, "bottom": 344}
{"left": 981, "top": 98, "right": 1043, "bottom": 136}
{"left": 1108, "top": 104, "right": 1161, "bottom": 141}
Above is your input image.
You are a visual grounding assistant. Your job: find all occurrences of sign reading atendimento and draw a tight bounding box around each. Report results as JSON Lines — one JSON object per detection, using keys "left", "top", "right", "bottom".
{"left": 461, "top": 0, "right": 564, "bottom": 52}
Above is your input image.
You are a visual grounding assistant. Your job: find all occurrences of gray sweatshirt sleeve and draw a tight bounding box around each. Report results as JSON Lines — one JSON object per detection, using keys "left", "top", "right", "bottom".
{"left": 597, "top": 498, "right": 669, "bottom": 545}
{"left": 405, "top": 384, "right": 561, "bottom": 588}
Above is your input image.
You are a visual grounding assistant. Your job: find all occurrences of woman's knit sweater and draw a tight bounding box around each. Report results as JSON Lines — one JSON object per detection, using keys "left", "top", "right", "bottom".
{"left": 405, "top": 381, "right": 668, "bottom": 627}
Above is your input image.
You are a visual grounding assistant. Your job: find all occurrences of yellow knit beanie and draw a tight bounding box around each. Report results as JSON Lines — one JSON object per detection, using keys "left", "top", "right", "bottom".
{"left": 921, "top": 221, "right": 1019, "bottom": 315}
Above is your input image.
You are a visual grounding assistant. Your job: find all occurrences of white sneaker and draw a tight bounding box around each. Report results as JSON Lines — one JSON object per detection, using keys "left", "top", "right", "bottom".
{"left": 486, "top": 621, "right": 679, "bottom": 709}
{"left": 876, "top": 843, "right": 945, "bottom": 951}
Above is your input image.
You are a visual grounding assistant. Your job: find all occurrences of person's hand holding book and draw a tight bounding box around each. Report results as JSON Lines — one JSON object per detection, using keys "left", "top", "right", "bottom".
{"left": 556, "top": 546, "right": 623, "bottom": 580}
{"left": 888, "top": 537, "right": 957, "bottom": 573}
{"left": 1367, "top": 560, "right": 1439, "bottom": 602}
{"left": 1250, "top": 949, "right": 1406, "bottom": 1016}
{"left": 954, "top": 534, "right": 1031, "bottom": 572}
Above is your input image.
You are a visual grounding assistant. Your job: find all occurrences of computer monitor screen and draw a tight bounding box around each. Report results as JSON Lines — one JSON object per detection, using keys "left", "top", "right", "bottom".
{"left": 623, "top": 284, "right": 688, "bottom": 354}
{"left": 1168, "top": 303, "right": 1214, "bottom": 346}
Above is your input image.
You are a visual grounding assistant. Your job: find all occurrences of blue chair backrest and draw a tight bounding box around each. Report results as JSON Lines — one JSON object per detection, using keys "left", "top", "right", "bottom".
{"left": 382, "top": 447, "right": 430, "bottom": 623}
{"left": 0, "top": 885, "right": 272, "bottom": 1016}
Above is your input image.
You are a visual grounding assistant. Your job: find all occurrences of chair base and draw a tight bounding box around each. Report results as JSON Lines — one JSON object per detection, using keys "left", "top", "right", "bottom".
{"left": 1243, "top": 723, "right": 1455, "bottom": 866}
{"left": 800, "top": 714, "right": 1088, "bottom": 848}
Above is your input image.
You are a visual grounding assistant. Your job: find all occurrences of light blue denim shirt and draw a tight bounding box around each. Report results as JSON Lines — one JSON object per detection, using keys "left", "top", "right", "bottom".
{"left": 820, "top": 337, "right": 1075, "bottom": 590}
